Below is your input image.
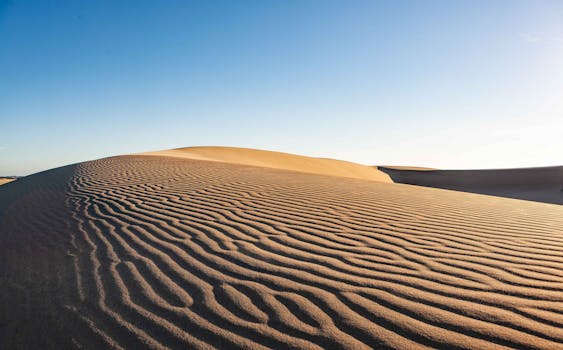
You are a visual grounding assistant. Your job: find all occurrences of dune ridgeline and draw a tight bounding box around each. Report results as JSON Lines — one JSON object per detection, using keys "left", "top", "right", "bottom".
{"left": 1, "top": 146, "right": 562, "bottom": 349}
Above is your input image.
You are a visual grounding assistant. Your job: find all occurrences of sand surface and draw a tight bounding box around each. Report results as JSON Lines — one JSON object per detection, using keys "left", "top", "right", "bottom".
{"left": 380, "top": 166, "right": 563, "bottom": 205}
{"left": 1, "top": 153, "right": 563, "bottom": 349}
{"left": 0, "top": 178, "right": 15, "bottom": 186}
{"left": 141, "top": 146, "right": 392, "bottom": 183}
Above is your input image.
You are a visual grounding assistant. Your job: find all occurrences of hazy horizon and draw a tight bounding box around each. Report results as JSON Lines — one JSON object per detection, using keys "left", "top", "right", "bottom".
{"left": 2, "top": 0, "right": 562, "bottom": 175}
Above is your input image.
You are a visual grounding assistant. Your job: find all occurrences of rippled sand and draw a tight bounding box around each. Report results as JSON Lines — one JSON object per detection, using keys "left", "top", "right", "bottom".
{"left": 1, "top": 152, "right": 563, "bottom": 349}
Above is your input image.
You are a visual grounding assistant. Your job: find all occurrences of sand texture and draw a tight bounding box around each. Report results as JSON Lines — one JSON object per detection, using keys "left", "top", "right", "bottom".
{"left": 141, "top": 146, "right": 392, "bottom": 183}
{"left": 1, "top": 154, "right": 563, "bottom": 349}
{"left": 380, "top": 166, "right": 563, "bottom": 205}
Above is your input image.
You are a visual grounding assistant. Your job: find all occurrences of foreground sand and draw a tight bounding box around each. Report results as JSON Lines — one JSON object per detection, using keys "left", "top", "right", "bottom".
{"left": 1, "top": 153, "right": 563, "bottom": 349}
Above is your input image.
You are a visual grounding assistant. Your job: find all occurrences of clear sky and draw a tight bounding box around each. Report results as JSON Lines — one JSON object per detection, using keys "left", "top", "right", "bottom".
{"left": 1, "top": 0, "right": 562, "bottom": 175}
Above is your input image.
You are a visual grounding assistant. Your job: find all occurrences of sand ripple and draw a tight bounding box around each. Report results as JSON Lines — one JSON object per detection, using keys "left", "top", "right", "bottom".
{"left": 1, "top": 155, "right": 563, "bottom": 349}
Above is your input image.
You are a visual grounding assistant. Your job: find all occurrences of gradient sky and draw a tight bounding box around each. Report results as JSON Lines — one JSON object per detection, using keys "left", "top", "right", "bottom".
{"left": 1, "top": 0, "right": 562, "bottom": 175}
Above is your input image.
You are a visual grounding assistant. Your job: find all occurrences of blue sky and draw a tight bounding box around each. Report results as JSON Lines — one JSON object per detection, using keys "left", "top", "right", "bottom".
{"left": 1, "top": 0, "right": 562, "bottom": 175}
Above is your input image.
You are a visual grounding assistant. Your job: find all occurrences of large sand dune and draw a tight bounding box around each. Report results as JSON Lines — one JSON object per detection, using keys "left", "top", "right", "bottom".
{"left": 141, "top": 146, "right": 392, "bottom": 183}
{"left": 380, "top": 166, "right": 563, "bottom": 205}
{"left": 1, "top": 152, "right": 563, "bottom": 349}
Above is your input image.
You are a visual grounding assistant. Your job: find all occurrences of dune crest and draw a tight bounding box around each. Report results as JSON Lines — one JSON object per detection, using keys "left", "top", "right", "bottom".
{"left": 140, "top": 146, "right": 392, "bottom": 183}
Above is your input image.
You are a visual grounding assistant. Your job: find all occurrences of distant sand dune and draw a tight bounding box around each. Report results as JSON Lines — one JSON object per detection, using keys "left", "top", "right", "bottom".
{"left": 378, "top": 166, "right": 437, "bottom": 171}
{"left": 380, "top": 166, "right": 563, "bottom": 205}
{"left": 1, "top": 154, "right": 563, "bottom": 349}
{"left": 140, "top": 146, "right": 392, "bottom": 183}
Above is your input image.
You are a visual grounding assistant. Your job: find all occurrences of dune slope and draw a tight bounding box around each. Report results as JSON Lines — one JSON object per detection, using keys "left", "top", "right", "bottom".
{"left": 1, "top": 155, "right": 563, "bottom": 349}
{"left": 140, "top": 146, "right": 392, "bottom": 183}
{"left": 0, "top": 178, "right": 15, "bottom": 186}
{"left": 380, "top": 166, "right": 563, "bottom": 205}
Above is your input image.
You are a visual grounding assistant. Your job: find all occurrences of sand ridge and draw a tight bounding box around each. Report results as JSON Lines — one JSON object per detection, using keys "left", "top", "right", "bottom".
{"left": 1, "top": 153, "right": 563, "bottom": 349}
{"left": 140, "top": 146, "right": 392, "bottom": 183}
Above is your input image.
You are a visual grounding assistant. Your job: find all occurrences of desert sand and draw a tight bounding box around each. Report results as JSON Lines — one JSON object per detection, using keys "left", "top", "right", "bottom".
{"left": 141, "top": 146, "right": 392, "bottom": 183}
{"left": 1, "top": 147, "right": 563, "bottom": 349}
{"left": 380, "top": 166, "right": 563, "bottom": 205}
{"left": 0, "top": 178, "right": 16, "bottom": 186}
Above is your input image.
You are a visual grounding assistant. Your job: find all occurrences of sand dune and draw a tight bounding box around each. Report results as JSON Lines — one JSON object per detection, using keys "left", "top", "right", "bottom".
{"left": 380, "top": 166, "right": 563, "bottom": 205}
{"left": 1, "top": 152, "right": 563, "bottom": 349}
{"left": 141, "top": 146, "right": 392, "bottom": 183}
{"left": 0, "top": 178, "right": 16, "bottom": 186}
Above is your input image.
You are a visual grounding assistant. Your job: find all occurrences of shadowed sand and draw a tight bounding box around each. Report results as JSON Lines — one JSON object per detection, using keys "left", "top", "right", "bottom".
{"left": 380, "top": 166, "right": 563, "bottom": 205}
{"left": 1, "top": 149, "right": 563, "bottom": 349}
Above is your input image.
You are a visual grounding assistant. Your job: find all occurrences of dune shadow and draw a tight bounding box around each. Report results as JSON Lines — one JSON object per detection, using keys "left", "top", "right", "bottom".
{"left": 379, "top": 166, "right": 563, "bottom": 205}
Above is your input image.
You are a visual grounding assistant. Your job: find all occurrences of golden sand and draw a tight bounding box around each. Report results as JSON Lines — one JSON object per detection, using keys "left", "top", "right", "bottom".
{"left": 0, "top": 178, "right": 15, "bottom": 186}
{"left": 1, "top": 149, "right": 562, "bottom": 349}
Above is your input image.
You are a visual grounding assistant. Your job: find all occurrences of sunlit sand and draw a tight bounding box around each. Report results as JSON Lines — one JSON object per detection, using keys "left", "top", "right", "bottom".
{"left": 1, "top": 147, "right": 562, "bottom": 349}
